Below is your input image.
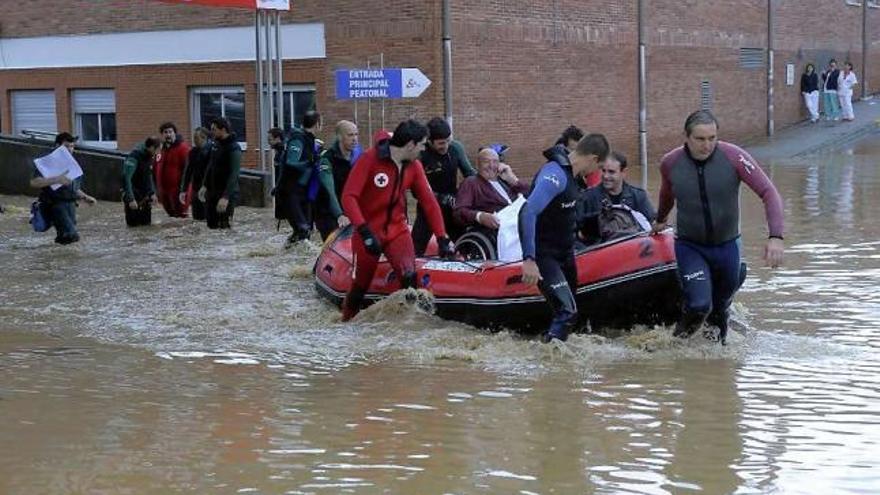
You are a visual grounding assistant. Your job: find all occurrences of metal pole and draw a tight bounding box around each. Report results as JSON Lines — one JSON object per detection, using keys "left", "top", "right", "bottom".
{"left": 767, "top": 0, "right": 775, "bottom": 137}
{"left": 264, "top": 10, "right": 274, "bottom": 129}
{"left": 275, "top": 10, "right": 284, "bottom": 130}
{"left": 380, "top": 52, "right": 385, "bottom": 131}
{"left": 255, "top": 10, "right": 266, "bottom": 171}
{"left": 862, "top": 0, "right": 869, "bottom": 99}
{"left": 638, "top": 0, "right": 648, "bottom": 190}
{"left": 367, "top": 59, "right": 372, "bottom": 146}
{"left": 442, "top": 0, "right": 453, "bottom": 130}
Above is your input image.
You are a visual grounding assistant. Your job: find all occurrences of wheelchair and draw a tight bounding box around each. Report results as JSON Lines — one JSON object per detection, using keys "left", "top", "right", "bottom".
{"left": 454, "top": 227, "right": 498, "bottom": 261}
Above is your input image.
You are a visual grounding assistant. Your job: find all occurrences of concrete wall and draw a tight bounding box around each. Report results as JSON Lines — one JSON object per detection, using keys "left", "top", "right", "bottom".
{"left": 0, "top": 135, "right": 268, "bottom": 207}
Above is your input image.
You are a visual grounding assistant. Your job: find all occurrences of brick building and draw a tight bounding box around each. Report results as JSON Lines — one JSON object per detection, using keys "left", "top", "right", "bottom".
{"left": 0, "top": 0, "right": 877, "bottom": 177}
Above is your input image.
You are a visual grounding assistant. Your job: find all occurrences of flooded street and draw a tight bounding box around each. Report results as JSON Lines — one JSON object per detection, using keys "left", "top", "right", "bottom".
{"left": 2, "top": 138, "right": 880, "bottom": 494}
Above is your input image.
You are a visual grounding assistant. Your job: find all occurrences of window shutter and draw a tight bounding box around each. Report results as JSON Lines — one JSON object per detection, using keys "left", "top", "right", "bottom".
{"left": 72, "top": 89, "right": 116, "bottom": 114}
{"left": 11, "top": 90, "right": 57, "bottom": 135}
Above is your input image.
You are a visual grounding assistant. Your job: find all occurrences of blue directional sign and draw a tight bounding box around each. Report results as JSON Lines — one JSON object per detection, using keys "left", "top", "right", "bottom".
{"left": 335, "top": 68, "right": 431, "bottom": 100}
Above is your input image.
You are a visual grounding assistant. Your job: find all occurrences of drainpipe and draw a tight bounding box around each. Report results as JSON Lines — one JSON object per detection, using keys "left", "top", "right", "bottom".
{"left": 275, "top": 10, "right": 284, "bottom": 130}
{"left": 638, "top": 0, "right": 648, "bottom": 190}
{"left": 264, "top": 10, "right": 274, "bottom": 130}
{"left": 863, "top": 0, "right": 869, "bottom": 99}
{"left": 442, "top": 0, "right": 453, "bottom": 130}
{"left": 767, "top": 0, "right": 775, "bottom": 137}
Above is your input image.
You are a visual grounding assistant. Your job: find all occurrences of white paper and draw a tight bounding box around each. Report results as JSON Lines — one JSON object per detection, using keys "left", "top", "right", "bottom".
{"left": 496, "top": 194, "right": 526, "bottom": 262}
{"left": 34, "top": 146, "right": 83, "bottom": 190}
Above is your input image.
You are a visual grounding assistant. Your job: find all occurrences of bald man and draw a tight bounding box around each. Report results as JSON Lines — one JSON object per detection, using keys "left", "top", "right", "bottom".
{"left": 453, "top": 147, "right": 530, "bottom": 230}
{"left": 313, "top": 120, "right": 362, "bottom": 240}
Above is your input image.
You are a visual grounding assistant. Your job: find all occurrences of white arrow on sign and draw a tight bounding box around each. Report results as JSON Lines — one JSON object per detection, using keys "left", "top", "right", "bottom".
{"left": 401, "top": 68, "right": 432, "bottom": 98}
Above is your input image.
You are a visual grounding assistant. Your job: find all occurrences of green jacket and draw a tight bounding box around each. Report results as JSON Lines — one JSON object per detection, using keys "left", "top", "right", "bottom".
{"left": 204, "top": 134, "right": 242, "bottom": 200}
{"left": 283, "top": 127, "right": 319, "bottom": 187}
{"left": 315, "top": 139, "right": 360, "bottom": 218}
{"left": 122, "top": 143, "right": 156, "bottom": 203}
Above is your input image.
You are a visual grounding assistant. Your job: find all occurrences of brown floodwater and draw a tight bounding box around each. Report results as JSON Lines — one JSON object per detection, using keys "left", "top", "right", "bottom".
{"left": 2, "top": 137, "right": 880, "bottom": 494}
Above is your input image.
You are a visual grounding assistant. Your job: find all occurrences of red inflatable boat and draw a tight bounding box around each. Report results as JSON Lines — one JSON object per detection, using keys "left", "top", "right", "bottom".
{"left": 314, "top": 226, "right": 681, "bottom": 332}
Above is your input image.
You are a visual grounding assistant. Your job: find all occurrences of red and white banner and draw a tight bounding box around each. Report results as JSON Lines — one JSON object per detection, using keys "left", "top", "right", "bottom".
{"left": 158, "top": 0, "right": 290, "bottom": 10}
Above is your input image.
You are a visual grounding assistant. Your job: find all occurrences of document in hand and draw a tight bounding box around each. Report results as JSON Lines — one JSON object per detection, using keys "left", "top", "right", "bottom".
{"left": 34, "top": 146, "right": 84, "bottom": 191}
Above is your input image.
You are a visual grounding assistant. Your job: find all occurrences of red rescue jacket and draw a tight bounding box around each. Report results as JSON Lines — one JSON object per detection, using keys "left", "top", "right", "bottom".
{"left": 342, "top": 139, "right": 447, "bottom": 243}
{"left": 155, "top": 137, "right": 191, "bottom": 201}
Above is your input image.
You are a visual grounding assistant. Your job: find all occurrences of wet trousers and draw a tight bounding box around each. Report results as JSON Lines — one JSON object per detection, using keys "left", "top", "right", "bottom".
{"left": 191, "top": 197, "right": 206, "bottom": 221}
{"left": 124, "top": 202, "right": 152, "bottom": 227}
{"left": 206, "top": 197, "right": 235, "bottom": 229}
{"left": 342, "top": 230, "right": 418, "bottom": 320}
{"left": 413, "top": 203, "right": 460, "bottom": 256}
{"left": 350, "top": 231, "right": 417, "bottom": 293}
{"left": 51, "top": 200, "right": 79, "bottom": 244}
{"left": 674, "top": 238, "right": 741, "bottom": 321}
{"left": 313, "top": 208, "right": 339, "bottom": 242}
{"left": 276, "top": 185, "right": 311, "bottom": 236}
{"left": 159, "top": 190, "right": 188, "bottom": 218}
{"left": 536, "top": 249, "right": 579, "bottom": 340}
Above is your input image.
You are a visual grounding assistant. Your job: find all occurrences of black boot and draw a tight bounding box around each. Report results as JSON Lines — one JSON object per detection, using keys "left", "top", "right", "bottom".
{"left": 673, "top": 311, "right": 708, "bottom": 339}
{"left": 541, "top": 311, "right": 577, "bottom": 343}
{"left": 400, "top": 271, "right": 418, "bottom": 290}
{"left": 706, "top": 308, "right": 730, "bottom": 345}
{"left": 341, "top": 286, "right": 367, "bottom": 322}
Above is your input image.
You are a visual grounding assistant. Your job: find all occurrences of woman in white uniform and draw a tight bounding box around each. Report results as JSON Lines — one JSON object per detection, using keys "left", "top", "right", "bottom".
{"left": 837, "top": 62, "right": 859, "bottom": 122}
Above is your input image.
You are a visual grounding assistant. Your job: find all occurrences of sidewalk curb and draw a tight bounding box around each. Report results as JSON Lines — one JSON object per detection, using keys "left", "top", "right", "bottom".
{"left": 793, "top": 121, "right": 880, "bottom": 157}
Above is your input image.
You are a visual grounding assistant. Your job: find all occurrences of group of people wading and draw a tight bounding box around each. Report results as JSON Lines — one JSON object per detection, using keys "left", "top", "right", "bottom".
{"left": 30, "top": 109, "right": 785, "bottom": 345}
{"left": 121, "top": 118, "right": 241, "bottom": 230}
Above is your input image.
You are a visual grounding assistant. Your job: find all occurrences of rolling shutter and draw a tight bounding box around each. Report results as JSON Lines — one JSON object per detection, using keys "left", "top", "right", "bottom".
{"left": 71, "top": 89, "right": 115, "bottom": 114}
{"left": 11, "top": 90, "right": 57, "bottom": 135}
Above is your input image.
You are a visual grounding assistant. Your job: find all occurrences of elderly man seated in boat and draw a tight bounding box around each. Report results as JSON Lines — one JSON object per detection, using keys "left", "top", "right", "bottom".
{"left": 453, "top": 146, "right": 530, "bottom": 233}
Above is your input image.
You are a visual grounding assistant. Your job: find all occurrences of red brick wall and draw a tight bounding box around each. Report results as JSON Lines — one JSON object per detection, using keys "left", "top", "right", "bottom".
{"left": 1, "top": 0, "right": 879, "bottom": 176}
{"left": 645, "top": 0, "right": 768, "bottom": 162}
{"left": 449, "top": 0, "right": 638, "bottom": 177}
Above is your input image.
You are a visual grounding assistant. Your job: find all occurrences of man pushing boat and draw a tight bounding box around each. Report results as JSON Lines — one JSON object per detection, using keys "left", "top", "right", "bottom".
{"left": 519, "top": 134, "right": 610, "bottom": 342}
{"left": 339, "top": 120, "right": 456, "bottom": 322}
{"left": 653, "top": 110, "right": 785, "bottom": 344}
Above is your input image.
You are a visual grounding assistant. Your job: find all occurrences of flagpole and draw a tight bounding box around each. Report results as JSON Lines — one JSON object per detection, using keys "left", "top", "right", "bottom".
{"left": 274, "top": 10, "right": 284, "bottom": 130}
{"left": 255, "top": 9, "right": 266, "bottom": 171}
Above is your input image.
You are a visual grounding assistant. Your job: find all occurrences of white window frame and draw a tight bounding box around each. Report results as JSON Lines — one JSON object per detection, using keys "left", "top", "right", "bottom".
{"left": 71, "top": 89, "right": 117, "bottom": 149}
{"left": 845, "top": 0, "right": 879, "bottom": 7}
{"left": 191, "top": 86, "right": 248, "bottom": 150}
{"left": 263, "top": 84, "right": 317, "bottom": 130}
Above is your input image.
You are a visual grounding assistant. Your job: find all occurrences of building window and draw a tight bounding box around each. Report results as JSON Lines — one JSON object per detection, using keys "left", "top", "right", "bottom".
{"left": 191, "top": 86, "right": 247, "bottom": 148}
{"left": 72, "top": 89, "right": 117, "bottom": 149}
{"left": 845, "top": 0, "right": 880, "bottom": 7}
{"left": 11, "top": 90, "right": 57, "bottom": 137}
{"left": 280, "top": 86, "right": 317, "bottom": 131}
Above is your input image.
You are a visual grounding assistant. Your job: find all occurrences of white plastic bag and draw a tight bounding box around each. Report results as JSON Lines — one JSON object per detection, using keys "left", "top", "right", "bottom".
{"left": 496, "top": 195, "right": 526, "bottom": 262}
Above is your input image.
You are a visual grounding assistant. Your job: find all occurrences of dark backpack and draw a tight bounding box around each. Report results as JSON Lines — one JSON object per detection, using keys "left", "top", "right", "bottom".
{"left": 598, "top": 200, "right": 643, "bottom": 241}
{"left": 30, "top": 200, "right": 52, "bottom": 232}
